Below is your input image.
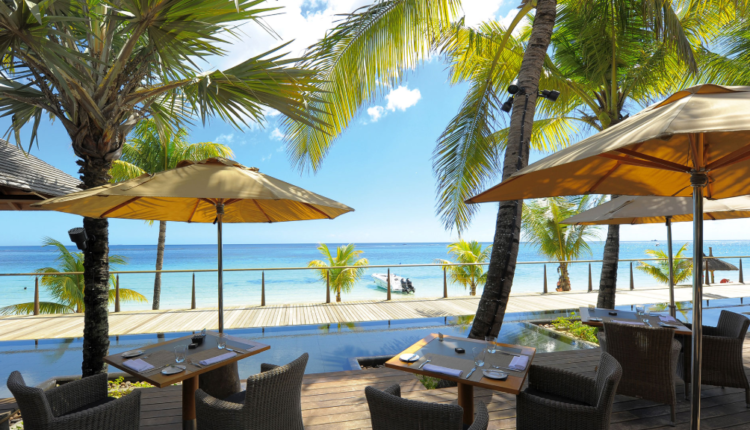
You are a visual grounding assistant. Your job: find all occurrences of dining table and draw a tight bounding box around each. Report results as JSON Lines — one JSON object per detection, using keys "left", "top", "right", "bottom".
{"left": 385, "top": 334, "right": 536, "bottom": 427}
{"left": 104, "top": 331, "right": 270, "bottom": 430}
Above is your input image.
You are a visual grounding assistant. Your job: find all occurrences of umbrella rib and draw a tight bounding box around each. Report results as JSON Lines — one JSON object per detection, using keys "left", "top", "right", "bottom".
{"left": 587, "top": 161, "right": 621, "bottom": 193}
{"left": 100, "top": 197, "right": 141, "bottom": 218}
{"left": 253, "top": 200, "right": 273, "bottom": 223}
{"left": 187, "top": 200, "right": 201, "bottom": 223}
{"left": 615, "top": 149, "right": 691, "bottom": 172}
{"left": 706, "top": 143, "right": 750, "bottom": 171}
{"left": 303, "top": 203, "right": 333, "bottom": 220}
{"left": 597, "top": 154, "right": 686, "bottom": 173}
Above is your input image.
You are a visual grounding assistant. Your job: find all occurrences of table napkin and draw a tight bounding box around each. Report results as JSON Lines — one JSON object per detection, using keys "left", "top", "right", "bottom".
{"left": 422, "top": 364, "right": 462, "bottom": 377}
{"left": 508, "top": 355, "right": 529, "bottom": 371}
{"left": 659, "top": 315, "right": 677, "bottom": 322}
{"left": 612, "top": 320, "right": 646, "bottom": 326}
{"left": 199, "top": 352, "right": 237, "bottom": 366}
{"left": 123, "top": 359, "right": 154, "bottom": 372}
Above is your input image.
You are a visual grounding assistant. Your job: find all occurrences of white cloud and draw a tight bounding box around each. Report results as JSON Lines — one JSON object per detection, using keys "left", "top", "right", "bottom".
{"left": 262, "top": 153, "right": 273, "bottom": 162}
{"left": 277, "top": 145, "right": 286, "bottom": 152}
{"left": 497, "top": 8, "right": 528, "bottom": 36}
{"left": 215, "top": 133, "right": 234, "bottom": 144}
{"left": 462, "top": 0, "right": 505, "bottom": 28}
{"left": 385, "top": 85, "right": 421, "bottom": 112}
{"left": 270, "top": 128, "right": 285, "bottom": 141}
{"left": 367, "top": 106, "right": 385, "bottom": 122}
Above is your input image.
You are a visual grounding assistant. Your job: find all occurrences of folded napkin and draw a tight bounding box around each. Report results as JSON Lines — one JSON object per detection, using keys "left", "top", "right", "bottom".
{"left": 199, "top": 352, "right": 237, "bottom": 366}
{"left": 123, "top": 358, "right": 154, "bottom": 372}
{"left": 508, "top": 355, "right": 529, "bottom": 371}
{"left": 612, "top": 320, "right": 645, "bottom": 326}
{"left": 659, "top": 315, "right": 677, "bottom": 322}
{"left": 422, "top": 364, "right": 462, "bottom": 377}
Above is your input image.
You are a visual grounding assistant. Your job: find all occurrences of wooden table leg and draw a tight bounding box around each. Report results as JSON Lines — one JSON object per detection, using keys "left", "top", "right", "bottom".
{"left": 183, "top": 376, "right": 199, "bottom": 430}
{"left": 457, "top": 382, "right": 474, "bottom": 426}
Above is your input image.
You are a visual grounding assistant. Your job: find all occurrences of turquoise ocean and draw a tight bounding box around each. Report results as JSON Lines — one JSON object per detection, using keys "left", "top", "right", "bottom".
{"left": 1, "top": 241, "right": 748, "bottom": 311}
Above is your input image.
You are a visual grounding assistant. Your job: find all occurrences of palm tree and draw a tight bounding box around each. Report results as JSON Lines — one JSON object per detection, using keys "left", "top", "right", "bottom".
{"left": 0, "top": 238, "right": 146, "bottom": 315}
{"left": 0, "top": 0, "right": 321, "bottom": 375}
{"left": 521, "top": 196, "right": 601, "bottom": 291}
{"left": 637, "top": 244, "right": 693, "bottom": 286}
{"left": 109, "top": 120, "right": 233, "bottom": 311}
{"left": 436, "top": 240, "right": 492, "bottom": 296}
{"left": 308, "top": 244, "right": 369, "bottom": 303}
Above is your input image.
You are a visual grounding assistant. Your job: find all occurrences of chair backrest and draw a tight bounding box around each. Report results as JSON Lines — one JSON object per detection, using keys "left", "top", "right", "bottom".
{"left": 7, "top": 371, "right": 54, "bottom": 428}
{"left": 716, "top": 310, "right": 750, "bottom": 339}
{"left": 241, "top": 353, "right": 308, "bottom": 429}
{"left": 602, "top": 322, "right": 676, "bottom": 404}
{"left": 365, "top": 384, "right": 464, "bottom": 430}
{"left": 593, "top": 352, "right": 622, "bottom": 413}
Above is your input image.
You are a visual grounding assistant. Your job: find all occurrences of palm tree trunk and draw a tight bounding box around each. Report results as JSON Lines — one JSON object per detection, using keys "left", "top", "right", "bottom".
{"left": 336, "top": 291, "right": 341, "bottom": 303}
{"left": 559, "top": 262, "right": 571, "bottom": 291}
{"left": 469, "top": 0, "right": 557, "bottom": 339}
{"left": 79, "top": 157, "right": 112, "bottom": 377}
{"left": 152, "top": 220, "right": 167, "bottom": 310}
{"left": 597, "top": 222, "right": 620, "bottom": 309}
{"left": 470, "top": 283, "right": 476, "bottom": 296}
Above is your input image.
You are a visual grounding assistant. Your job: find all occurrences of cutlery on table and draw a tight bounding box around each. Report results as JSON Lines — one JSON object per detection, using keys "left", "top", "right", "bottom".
{"left": 142, "top": 364, "right": 169, "bottom": 375}
{"left": 227, "top": 347, "right": 246, "bottom": 354}
{"left": 497, "top": 351, "right": 521, "bottom": 357}
{"left": 418, "top": 360, "right": 431, "bottom": 369}
{"left": 466, "top": 367, "right": 477, "bottom": 379}
{"left": 189, "top": 360, "right": 204, "bottom": 368}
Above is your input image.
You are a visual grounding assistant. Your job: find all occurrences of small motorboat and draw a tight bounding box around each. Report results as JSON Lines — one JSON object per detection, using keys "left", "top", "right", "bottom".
{"left": 372, "top": 273, "right": 415, "bottom": 293}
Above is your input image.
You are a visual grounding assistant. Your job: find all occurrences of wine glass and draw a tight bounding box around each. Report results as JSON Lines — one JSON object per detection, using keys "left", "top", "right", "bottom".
{"left": 636, "top": 305, "right": 645, "bottom": 316}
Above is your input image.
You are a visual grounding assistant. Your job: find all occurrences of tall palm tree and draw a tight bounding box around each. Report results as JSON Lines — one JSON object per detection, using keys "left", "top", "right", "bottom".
{"left": 109, "top": 120, "right": 233, "bottom": 310}
{"left": 521, "top": 196, "right": 601, "bottom": 291}
{"left": 638, "top": 244, "right": 693, "bottom": 285}
{"left": 436, "top": 240, "right": 492, "bottom": 296}
{"left": 0, "top": 0, "right": 321, "bottom": 375}
{"left": 308, "top": 244, "right": 369, "bottom": 303}
{"left": 0, "top": 238, "right": 146, "bottom": 315}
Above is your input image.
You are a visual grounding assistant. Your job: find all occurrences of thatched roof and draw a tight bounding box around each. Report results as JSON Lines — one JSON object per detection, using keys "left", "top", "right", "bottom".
{"left": 0, "top": 141, "right": 80, "bottom": 210}
{"left": 703, "top": 254, "right": 739, "bottom": 271}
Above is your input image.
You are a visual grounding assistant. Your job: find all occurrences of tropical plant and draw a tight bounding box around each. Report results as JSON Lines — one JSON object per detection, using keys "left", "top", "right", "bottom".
{"left": 0, "top": 0, "right": 320, "bottom": 375}
{"left": 637, "top": 244, "right": 693, "bottom": 285}
{"left": 0, "top": 238, "right": 146, "bottom": 315}
{"left": 308, "top": 244, "right": 369, "bottom": 302}
{"left": 521, "top": 196, "right": 601, "bottom": 291}
{"left": 550, "top": 312, "right": 599, "bottom": 344}
{"left": 435, "top": 240, "right": 491, "bottom": 296}
{"left": 109, "top": 120, "right": 233, "bottom": 310}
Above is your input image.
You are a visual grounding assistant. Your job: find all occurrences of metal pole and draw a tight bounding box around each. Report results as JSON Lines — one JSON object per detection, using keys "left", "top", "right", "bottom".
{"left": 443, "top": 267, "right": 448, "bottom": 298}
{"left": 666, "top": 217, "right": 676, "bottom": 318}
{"left": 261, "top": 271, "right": 265, "bottom": 306}
{"left": 326, "top": 270, "right": 330, "bottom": 304}
{"left": 690, "top": 170, "right": 707, "bottom": 430}
{"left": 588, "top": 263, "right": 592, "bottom": 292}
{"left": 630, "top": 262, "right": 634, "bottom": 290}
{"left": 191, "top": 273, "right": 196, "bottom": 309}
{"left": 543, "top": 265, "right": 548, "bottom": 294}
{"left": 740, "top": 259, "right": 745, "bottom": 284}
{"left": 115, "top": 275, "right": 120, "bottom": 313}
{"left": 33, "top": 276, "right": 39, "bottom": 315}
{"left": 387, "top": 268, "right": 391, "bottom": 301}
{"left": 217, "top": 203, "right": 224, "bottom": 333}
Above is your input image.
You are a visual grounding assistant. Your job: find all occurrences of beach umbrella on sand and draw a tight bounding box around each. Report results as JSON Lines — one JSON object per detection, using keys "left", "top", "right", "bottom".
{"left": 467, "top": 84, "right": 750, "bottom": 429}
{"left": 33, "top": 158, "right": 354, "bottom": 332}
{"left": 562, "top": 195, "right": 750, "bottom": 317}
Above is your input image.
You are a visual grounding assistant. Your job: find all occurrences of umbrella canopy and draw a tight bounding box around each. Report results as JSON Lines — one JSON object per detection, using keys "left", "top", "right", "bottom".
{"left": 467, "top": 84, "right": 750, "bottom": 429}
{"left": 703, "top": 256, "right": 738, "bottom": 272}
{"left": 34, "top": 158, "right": 354, "bottom": 332}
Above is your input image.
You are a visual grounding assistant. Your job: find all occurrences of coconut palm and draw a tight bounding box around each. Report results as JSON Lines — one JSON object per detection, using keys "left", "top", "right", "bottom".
{"left": 308, "top": 244, "right": 369, "bottom": 303}
{"left": 0, "top": 238, "right": 146, "bottom": 315}
{"left": 435, "top": 240, "right": 491, "bottom": 296}
{"left": 638, "top": 244, "right": 693, "bottom": 286}
{"left": 109, "top": 120, "right": 233, "bottom": 311}
{"left": 0, "top": 0, "right": 321, "bottom": 375}
{"left": 521, "top": 196, "right": 601, "bottom": 291}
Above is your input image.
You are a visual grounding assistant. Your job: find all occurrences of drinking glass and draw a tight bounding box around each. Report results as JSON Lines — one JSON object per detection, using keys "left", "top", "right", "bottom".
{"left": 174, "top": 345, "right": 187, "bottom": 364}
{"left": 485, "top": 336, "right": 497, "bottom": 354}
{"left": 218, "top": 337, "right": 227, "bottom": 350}
{"left": 636, "top": 305, "right": 645, "bottom": 316}
{"left": 472, "top": 347, "right": 485, "bottom": 367}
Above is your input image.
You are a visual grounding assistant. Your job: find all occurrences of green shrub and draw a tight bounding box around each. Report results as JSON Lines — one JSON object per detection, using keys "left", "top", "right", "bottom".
{"left": 549, "top": 312, "right": 599, "bottom": 344}
{"left": 416, "top": 374, "right": 440, "bottom": 389}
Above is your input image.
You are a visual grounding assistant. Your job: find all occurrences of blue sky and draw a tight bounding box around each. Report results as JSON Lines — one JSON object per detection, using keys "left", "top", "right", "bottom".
{"left": 1, "top": 0, "right": 747, "bottom": 246}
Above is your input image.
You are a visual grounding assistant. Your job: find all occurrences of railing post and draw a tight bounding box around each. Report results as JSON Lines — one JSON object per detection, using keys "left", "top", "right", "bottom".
{"left": 326, "top": 269, "right": 330, "bottom": 304}
{"left": 588, "top": 263, "right": 593, "bottom": 292}
{"left": 261, "top": 271, "right": 266, "bottom": 306}
{"left": 386, "top": 268, "right": 391, "bottom": 301}
{"left": 115, "top": 275, "right": 120, "bottom": 312}
{"left": 191, "top": 273, "right": 196, "bottom": 309}
{"left": 543, "top": 265, "right": 548, "bottom": 294}
{"left": 443, "top": 267, "right": 448, "bottom": 298}
{"left": 629, "top": 262, "right": 634, "bottom": 290}
{"left": 705, "top": 263, "right": 710, "bottom": 286}
{"left": 33, "top": 276, "right": 39, "bottom": 316}
{"left": 740, "top": 259, "right": 744, "bottom": 284}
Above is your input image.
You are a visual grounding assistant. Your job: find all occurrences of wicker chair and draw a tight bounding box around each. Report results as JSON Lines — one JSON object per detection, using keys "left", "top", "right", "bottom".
{"left": 516, "top": 352, "right": 622, "bottom": 430}
{"left": 7, "top": 371, "right": 140, "bottom": 430}
{"left": 598, "top": 322, "right": 681, "bottom": 425}
{"left": 680, "top": 310, "right": 750, "bottom": 405}
{"left": 195, "top": 353, "right": 308, "bottom": 430}
{"left": 365, "top": 383, "right": 489, "bottom": 430}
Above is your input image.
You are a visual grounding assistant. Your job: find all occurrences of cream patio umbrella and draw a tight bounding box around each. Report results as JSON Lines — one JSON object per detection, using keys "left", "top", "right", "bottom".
{"left": 467, "top": 84, "right": 750, "bottom": 429}
{"left": 562, "top": 195, "right": 750, "bottom": 317}
{"left": 33, "top": 158, "right": 354, "bottom": 332}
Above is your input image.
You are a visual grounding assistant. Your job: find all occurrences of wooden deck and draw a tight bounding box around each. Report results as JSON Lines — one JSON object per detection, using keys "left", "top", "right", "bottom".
{"left": 1, "top": 283, "right": 749, "bottom": 341}
{"left": 5, "top": 342, "right": 750, "bottom": 429}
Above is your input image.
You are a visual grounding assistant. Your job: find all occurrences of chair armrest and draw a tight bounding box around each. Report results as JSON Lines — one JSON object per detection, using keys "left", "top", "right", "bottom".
{"left": 45, "top": 373, "right": 108, "bottom": 417}
{"left": 195, "top": 388, "right": 244, "bottom": 413}
{"left": 528, "top": 365, "right": 596, "bottom": 406}
{"left": 468, "top": 401, "right": 489, "bottom": 430}
{"left": 260, "top": 363, "right": 279, "bottom": 373}
{"left": 518, "top": 392, "right": 599, "bottom": 422}
{"left": 53, "top": 389, "right": 140, "bottom": 430}
{"left": 703, "top": 335, "right": 744, "bottom": 356}
{"left": 381, "top": 384, "right": 401, "bottom": 398}
{"left": 683, "top": 323, "right": 721, "bottom": 337}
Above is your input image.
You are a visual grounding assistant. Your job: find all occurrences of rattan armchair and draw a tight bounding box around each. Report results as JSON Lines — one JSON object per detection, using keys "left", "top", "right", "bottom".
{"left": 195, "top": 353, "right": 308, "bottom": 430}
{"left": 516, "top": 352, "right": 622, "bottom": 430}
{"left": 7, "top": 371, "right": 141, "bottom": 430}
{"left": 365, "top": 383, "right": 489, "bottom": 430}
{"left": 598, "top": 322, "right": 681, "bottom": 425}
{"left": 681, "top": 310, "right": 750, "bottom": 405}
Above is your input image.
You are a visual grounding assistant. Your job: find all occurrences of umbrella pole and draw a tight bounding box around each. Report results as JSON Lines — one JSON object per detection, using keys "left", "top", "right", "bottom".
{"left": 690, "top": 173, "right": 707, "bottom": 429}
{"left": 666, "top": 216, "right": 676, "bottom": 318}
{"left": 217, "top": 203, "right": 225, "bottom": 333}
